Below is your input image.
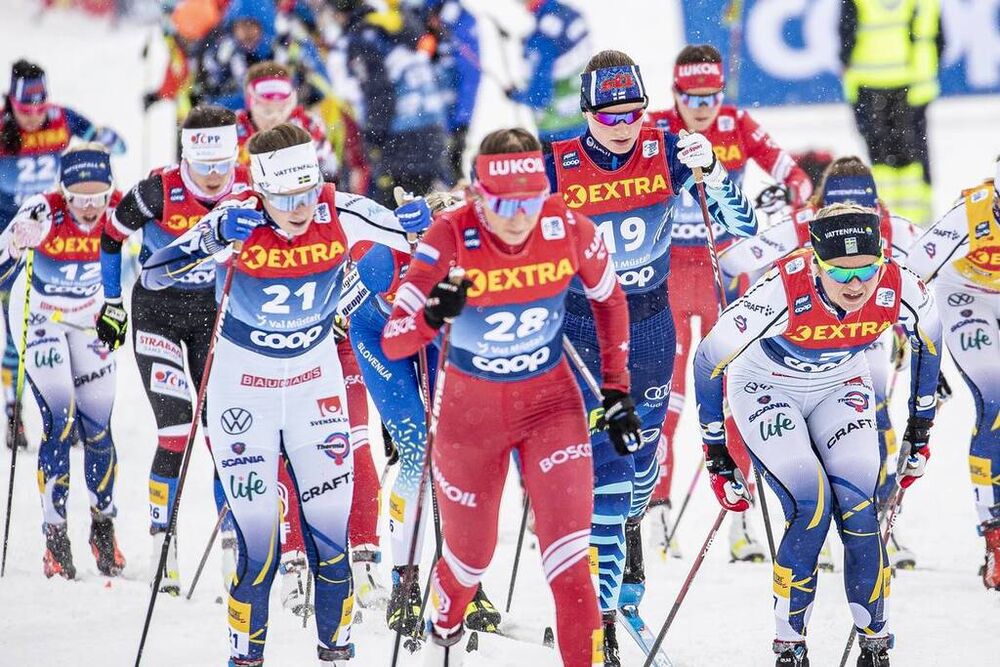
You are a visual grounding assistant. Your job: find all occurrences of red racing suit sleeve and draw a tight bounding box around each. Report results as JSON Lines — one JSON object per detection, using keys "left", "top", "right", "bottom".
{"left": 738, "top": 110, "right": 813, "bottom": 206}
{"left": 570, "top": 212, "right": 631, "bottom": 393}
{"left": 381, "top": 217, "right": 457, "bottom": 361}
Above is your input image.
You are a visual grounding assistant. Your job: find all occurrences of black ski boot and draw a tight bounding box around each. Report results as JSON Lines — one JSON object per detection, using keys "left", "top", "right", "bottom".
{"left": 6, "top": 405, "right": 26, "bottom": 450}
{"left": 464, "top": 583, "right": 502, "bottom": 632}
{"left": 318, "top": 644, "right": 355, "bottom": 665}
{"left": 387, "top": 565, "right": 423, "bottom": 638}
{"left": 857, "top": 636, "right": 892, "bottom": 667}
{"left": 89, "top": 509, "right": 126, "bottom": 576}
{"left": 773, "top": 640, "right": 809, "bottom": 666}
{"left": 43, "top": 523, "right": 76, "bottom": 579}
{"left": 602, "top": 611, "right": 621, "bottom": 667}
{"left": 620, "top": 516, "right": 646, "bottom": 607}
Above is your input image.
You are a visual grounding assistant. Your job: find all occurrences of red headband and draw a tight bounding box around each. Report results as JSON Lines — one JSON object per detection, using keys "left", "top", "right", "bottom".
{"left": 474, "top": 151, "right": 548, "bottom": 197}
{"left": 673, "top": 61, "right": 724, "bottom": 92}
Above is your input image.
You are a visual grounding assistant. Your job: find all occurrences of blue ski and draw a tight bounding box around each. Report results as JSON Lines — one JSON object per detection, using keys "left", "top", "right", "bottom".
{"left": 617, "top": 605, "right": 673, "bottom": 667}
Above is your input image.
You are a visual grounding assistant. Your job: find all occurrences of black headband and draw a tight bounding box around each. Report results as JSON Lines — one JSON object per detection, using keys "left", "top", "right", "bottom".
{"left": 809, "top": 211, "right": 881, "bottom": 261}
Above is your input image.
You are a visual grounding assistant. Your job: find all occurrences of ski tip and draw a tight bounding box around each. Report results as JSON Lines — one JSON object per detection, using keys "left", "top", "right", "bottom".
{"left": 543, "top": 626, "right": 554, "bottom": 648}
{"left": 466, "top": 631, "right": 479, "bottom": 653}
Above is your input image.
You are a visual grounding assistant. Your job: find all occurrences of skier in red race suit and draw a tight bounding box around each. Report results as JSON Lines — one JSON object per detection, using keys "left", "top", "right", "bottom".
{"left": 644, "top": 44, "right": 813, "bottom": 561}
{"left": 381, "top": 128, "right": 639, "bottom": 667}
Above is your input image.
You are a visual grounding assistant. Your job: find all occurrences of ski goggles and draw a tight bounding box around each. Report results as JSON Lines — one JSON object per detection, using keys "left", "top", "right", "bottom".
{"left": 187, "top": 157, "right": 237, "bottom": 176}
{"left": 591, "top": 108, "right": 645, "bottom": 127}
{"left": 261, "top": 184, "right": 321, "bottom": 212}
{"left": 61, "top": 184, "right": 113, "bottom": 209}
{"left": 814, "top": 251, "right": 884, "bottom": 284}
{"left": 476, "top": 183, "right": 548, "bottom": 218}
{"left": 676, "top": 90, "right": 724, "bottom": 109}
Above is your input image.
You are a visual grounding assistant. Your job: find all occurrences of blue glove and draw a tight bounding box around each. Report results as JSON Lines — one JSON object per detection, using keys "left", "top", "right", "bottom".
{"left": 395, "top": 198, "right": 432, "bottom": 234}
{"left": 92, "top": 126, "right": 127, "bottom": 155}
{"left": 220, "top": 207, "right": 264, "bottom": 244}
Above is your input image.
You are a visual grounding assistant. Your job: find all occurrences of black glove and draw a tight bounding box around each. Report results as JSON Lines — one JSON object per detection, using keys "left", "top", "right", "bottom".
{"left": 142, "top": 91, "right": 160, "bottom": 111}
{"left": 382, "top": 422, "right": 399, "bottom": 466}
{"left": 935, "top": 371, "right": 952, "bottom": 404}
{"left": 96, "top": 300, "right": 128, "bottom": 351}
{"left": 898, "top": 416, "right": 933, "bottom": 488}
{"left": 598, "top": 388, "right": 642, "bottom": 456}
{"left": 423, "top": 278, "right": 471, "bottom": 329}
{"left": 754, "top": 184, "right": 790, "bottom": 214}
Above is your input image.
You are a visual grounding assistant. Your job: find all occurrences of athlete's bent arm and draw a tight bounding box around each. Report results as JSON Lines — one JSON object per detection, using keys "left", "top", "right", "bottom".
{"left": 897, "top": 268, "right": 943, "bottom": 421}
{"left": 718, "top": 218, "right": 798, "bottom": 286}
{"left": 692, "top": 270, "right": 790, "bottom": 443}
{"left": 380, "top": 220, "right": 457, "bottom": 360}
{"left": 139, "top": 204, "right": 233, "bottom": 290}
{"left": 335, "top": 191, "right": 414, "bottom": 254}
{"left": 904, "top": 203, "right": 969, "bottom": 283}
{"left": 100, "top": 175, "right": 164, "bottom": 300}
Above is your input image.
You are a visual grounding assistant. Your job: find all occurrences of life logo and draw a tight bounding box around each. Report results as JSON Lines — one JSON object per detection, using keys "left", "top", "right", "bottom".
{"left": 838, "top": 390, "right": 869, "bottom": 414}
{"left": 618, "top": 266, "right": 655, "bottom": 288}
{"left": 318, "top": 433, "right": 351, "bottom": 465}
{"left": 221, "top": 407, "right": 253, "bottom": 435}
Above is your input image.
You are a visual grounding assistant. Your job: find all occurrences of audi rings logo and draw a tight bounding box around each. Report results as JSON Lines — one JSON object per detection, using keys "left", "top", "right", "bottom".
{"left": 644, "top": 384, "right": 670, "bottom": 402}
{"left": 250, "top": 325, "right": 323, "bottom": 350}
{"left": 221, "top": 408, "right": 253, "bottom": 435}
{"left": 947, "top": 292, "right": 974, "bottom": 307}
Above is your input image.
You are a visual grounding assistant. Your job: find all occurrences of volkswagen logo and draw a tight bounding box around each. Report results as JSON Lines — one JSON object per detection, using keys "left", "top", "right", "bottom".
{"left": 947, "top": 292, "right": 973, "bottom": 307}
{"left": 221, "top": 407, "right": 253, "bottom": 435}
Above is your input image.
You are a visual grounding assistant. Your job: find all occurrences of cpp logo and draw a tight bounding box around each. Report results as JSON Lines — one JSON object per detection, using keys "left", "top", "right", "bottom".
{"left": 644, "top": 384, "right": 670, "bottom": 403}
{"left": 221, "top": 408, "right": 253, "bottom": 435}
{"left": 251, "top": 325, "right": 323, "bottom": 350}
{"left": 618, "top": 266, "right": 655, "bottom": 288}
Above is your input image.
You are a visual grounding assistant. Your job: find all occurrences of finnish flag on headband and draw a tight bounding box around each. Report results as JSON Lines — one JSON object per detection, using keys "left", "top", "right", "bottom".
{"left": 580, "top": 65, "right": 648, "bottom": 111}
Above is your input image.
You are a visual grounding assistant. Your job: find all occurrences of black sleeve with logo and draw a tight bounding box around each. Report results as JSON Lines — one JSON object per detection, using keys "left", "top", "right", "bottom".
{"left": 100, "top": 174, "right": 165, "bottom": 255}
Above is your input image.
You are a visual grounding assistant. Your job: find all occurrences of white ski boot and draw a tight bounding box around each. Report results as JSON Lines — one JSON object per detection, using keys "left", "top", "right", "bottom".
{"left": 149, "top": 529, "right": 180, "bottom": 595}
{"left": 644, "top": 500, "right": 682, "bottom": 559}
{"left": 280, "top": 549, "right": 314, "bottom": 618}
{"left": 351, "top": 545, "right": 390, "bottom": 609}
{"left": 729, "top": 511, "right": 767, "bottom": 562}
{"left": 424, "top": 624, "right": 464, "bottom": 667}
{"left": 887, "top": 526, "right": 916, "bottom": 570}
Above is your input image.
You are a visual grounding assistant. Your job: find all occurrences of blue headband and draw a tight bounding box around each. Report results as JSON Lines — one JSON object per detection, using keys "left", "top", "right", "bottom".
{"left": 822, "top": 174, "right": 877, "bottom": 208}
{"left": 580, "top": 65, "right": 648, "bottom": 112}
{"left": 61, "top": 149, "right": 112, "bottom": 187}
{"left": 10, "top": 74, "right": 47, "bottom": 106}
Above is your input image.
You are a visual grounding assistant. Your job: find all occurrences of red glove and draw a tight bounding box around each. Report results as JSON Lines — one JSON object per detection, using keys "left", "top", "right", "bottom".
{"left": 704, "top": 444, "right": 752, "bottom": 512}
{"left": 897, "top": 417, "right": 932, "bottom": 488}
{"left": 784, "top": 167, "right": 813, "bottom": 207}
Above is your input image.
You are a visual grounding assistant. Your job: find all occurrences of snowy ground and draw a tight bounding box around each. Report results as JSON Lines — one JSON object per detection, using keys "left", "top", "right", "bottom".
{"left": 0, "top": 1, "right": 998, "bottom": 665}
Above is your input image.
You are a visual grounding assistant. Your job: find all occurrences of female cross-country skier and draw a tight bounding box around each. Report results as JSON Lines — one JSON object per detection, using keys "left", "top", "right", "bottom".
{"left": 693, "top": 203, "right": 942, "bottom": 666}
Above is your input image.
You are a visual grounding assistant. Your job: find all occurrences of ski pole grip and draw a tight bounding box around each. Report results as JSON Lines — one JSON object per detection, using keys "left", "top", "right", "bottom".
{"left": 678, "top": 129, "right": 705, "bottom": 185}
{"left": 447, "top": 267, "right": 466, "bottom": 285}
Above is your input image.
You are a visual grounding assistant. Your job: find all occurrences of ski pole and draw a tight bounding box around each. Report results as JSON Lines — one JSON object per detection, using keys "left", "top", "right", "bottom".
{"left": 50, "top": 309, "right": 97, "bottom": 335}
{"left": 837, "top": 487, "right": 906, "bottom": 667}
{"left": 184, "top": 505, "right": 229, "bottom": 600}
{"left": 1, "top": 249, "right": 34, "bottom": 577}
{"left": 644, "top": 508, "right": 727, "bottom": 666}
{"left": 504, "top": 493, "right": 531, "bottom": 613}
{"left": 683, "top": 133, "right": 777, "bottom": 561}
{"left": 391, "top": 268, "right": 464, "bottom": 667}
{"left": 135, "top": 249, "right": 240, "bottom": 666}
{"left": 663, "top": 463, "right": 703, "bottom": 559}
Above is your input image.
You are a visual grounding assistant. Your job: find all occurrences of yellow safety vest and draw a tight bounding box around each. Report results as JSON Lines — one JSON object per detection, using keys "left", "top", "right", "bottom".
{"left": 954, "top": 181, "right": 1000, "bottom": 290}
{"left": 908, "top": 0, "right": 941, "bottom": 106}
{"left": 843, "top": 0, "right": 917, "bottom": 102}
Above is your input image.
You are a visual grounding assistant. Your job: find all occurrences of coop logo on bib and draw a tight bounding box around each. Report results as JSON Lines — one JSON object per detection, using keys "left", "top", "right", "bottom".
{"left": 149, "top": 362, "right": 189, "bottom": 400}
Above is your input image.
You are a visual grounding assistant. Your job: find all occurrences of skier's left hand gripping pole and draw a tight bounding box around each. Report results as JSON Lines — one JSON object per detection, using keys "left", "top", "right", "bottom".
{"left": 135, "top": 242, "right": 243, "bottom": 666}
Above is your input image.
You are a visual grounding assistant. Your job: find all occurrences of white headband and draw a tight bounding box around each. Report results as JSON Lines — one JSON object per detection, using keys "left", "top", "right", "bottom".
{"left": 249, "top": 141, "right": 321, "bottom": 194}
{"left": 180, "top": 125, "right": 238, "bottom": 162}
